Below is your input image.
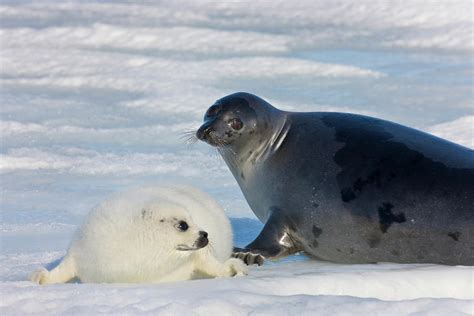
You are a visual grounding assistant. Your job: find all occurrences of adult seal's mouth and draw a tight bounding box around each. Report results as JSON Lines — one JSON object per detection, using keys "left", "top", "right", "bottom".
{"left": 196, "top": 122, "right": 210, "bottom": 141}
{"left": 196, "top": 122, "right": 223, "bottom": 147}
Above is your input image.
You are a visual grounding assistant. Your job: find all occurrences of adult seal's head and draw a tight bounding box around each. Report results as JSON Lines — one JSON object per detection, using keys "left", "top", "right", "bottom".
{"left": 196, "top": 92, "right": 288, "bottom": 165}
{"left": 196, "top": 92, "right": 296, "bottom": 265}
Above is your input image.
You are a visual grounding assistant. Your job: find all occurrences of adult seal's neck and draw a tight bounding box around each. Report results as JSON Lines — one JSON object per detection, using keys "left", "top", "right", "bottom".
{"left": 218, "top": 104, "right": 290, "bottom": 174}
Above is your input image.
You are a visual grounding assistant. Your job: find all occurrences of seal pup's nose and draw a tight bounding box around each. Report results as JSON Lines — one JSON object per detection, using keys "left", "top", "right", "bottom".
{"left": 195, "top": 230, "right": 209, "bottom": 248}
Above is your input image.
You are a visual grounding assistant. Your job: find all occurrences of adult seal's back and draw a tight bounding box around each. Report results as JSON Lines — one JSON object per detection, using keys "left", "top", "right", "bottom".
{"left": 197, "top": 92, "right": 474, "bottom": 265}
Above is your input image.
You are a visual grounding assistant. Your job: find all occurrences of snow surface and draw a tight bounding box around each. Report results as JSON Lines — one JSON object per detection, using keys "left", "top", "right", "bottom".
{"left": 1, "top": 218, "right": 473, "bottom": 315}
{"left": 1, "top": 1, "right": 473, "bottom": 315}
{"left": 1, "top": 259, "right": 473, "bottom": 315}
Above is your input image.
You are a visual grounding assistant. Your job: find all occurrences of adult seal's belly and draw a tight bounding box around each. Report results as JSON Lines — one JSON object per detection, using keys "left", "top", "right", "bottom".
{"left": 196, "top": 92, "right": 474, "bottom": 265}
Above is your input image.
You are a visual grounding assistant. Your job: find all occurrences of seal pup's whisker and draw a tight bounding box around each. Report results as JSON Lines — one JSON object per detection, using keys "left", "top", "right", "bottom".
{"left": 207, "top": 241, "right": 216, "bottom": 253}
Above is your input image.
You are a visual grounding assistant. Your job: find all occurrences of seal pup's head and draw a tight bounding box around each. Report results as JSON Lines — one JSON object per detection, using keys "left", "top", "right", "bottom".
{"left": 141, "top": 201, "right": 209, "bottom": 252}
{"left": 196, "top": 92, "right": 279, "bottom": 149}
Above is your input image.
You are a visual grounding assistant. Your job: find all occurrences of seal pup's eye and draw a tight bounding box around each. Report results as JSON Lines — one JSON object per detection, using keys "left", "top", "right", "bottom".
{"left": 230, "top": 118, "right": 243, "bottom": 130}
{"left": 176, "top": 221, "right": 189, "bottom": 232}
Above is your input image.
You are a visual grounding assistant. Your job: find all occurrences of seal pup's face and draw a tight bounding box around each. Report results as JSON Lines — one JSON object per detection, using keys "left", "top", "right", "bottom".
{"left": 141, "top": 202, "right": 209, "bottom": 252}
{"left": 196, "top": 95, "right": 258, "bottom": 148}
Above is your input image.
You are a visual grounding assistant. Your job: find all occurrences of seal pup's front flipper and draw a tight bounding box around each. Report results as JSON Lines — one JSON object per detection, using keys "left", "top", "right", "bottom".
{"left": 233, "top": 211, "right": 300, "bottom": 265}
{"left": 194, "top": 248, "right": 248, "bottom": 278}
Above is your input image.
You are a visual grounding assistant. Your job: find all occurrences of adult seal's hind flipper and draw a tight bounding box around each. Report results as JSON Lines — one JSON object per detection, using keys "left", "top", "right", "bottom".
{"left": 232, "top": 211, "right": 301, "bottom": 265}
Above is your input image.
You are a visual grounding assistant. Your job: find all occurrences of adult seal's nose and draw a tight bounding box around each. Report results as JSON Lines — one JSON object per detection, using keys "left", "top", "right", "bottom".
{"left": 196, "top": 122, "right": 212, "bottom": 140}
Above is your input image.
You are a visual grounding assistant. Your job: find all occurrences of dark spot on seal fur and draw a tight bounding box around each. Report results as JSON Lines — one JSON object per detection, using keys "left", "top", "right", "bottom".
{"left": 391, "top": 249, "right": 400, "bottom": 256}
{"left": 353, "top": 178, "right": 364, "bottom": 191}
{"left": 225, "top": 131, "right": 233, "bottom": 137}
{"left": 377, "top": 203, "right": 406, "bottom": 233}
{"left": 141, "top": 208, "right": 146, "bottom": 219}
{"left": 240, "top": 171, "right": 245, "bottom": 180}
{"left": 311, "top": 240, "right": 318, "bottom": 248}
{"left": 312, "top": 202, "right": 319, "bottom": 208}
{"left": 367, "top": 234, "right": 381, "bottom": 248}
{"left": 321, "top": 113, "right": 474, "bottom": 225}
{"left": 352, "top": 169, "right": 385, "bottom": 193}
{"left": 312, "top": 225, "right": 322, "bottom": 238}
{"left": 349, "top": 247, "right": 355, "bottom": 254}
{"left": 160, "top": 219, "right": 164, "bottom": 223}
{"left": 336, "top": 248, "right": 342, "bottom": 252}
{"left": 341, "top": 187, "right": 356, "bottom": 202}
{"left": 447, "top": 232, "right": 460, "bottom": 241}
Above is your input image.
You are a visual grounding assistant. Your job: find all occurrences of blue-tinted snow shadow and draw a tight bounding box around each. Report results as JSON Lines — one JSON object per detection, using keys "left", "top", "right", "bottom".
{"left": 230, "top": 218, "right": 309, "bottom": 264}
{"left": 230, "top": 217, "right": 263, "bottom": 248}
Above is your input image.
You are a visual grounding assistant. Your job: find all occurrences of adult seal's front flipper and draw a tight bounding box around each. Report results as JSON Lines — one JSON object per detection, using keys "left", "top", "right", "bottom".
{"left": 232, "top": 213, "right": 300, "bottom": 265}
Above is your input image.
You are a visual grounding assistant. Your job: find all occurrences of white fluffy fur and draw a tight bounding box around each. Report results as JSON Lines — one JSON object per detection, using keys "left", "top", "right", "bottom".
{"left": 31, "top": 185, "right": 247, "bottom": 284}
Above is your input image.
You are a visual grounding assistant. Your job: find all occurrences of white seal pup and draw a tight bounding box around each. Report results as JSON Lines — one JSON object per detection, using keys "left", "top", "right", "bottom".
{"left": 30, "top": 185, "right": 247, "bottom": 284}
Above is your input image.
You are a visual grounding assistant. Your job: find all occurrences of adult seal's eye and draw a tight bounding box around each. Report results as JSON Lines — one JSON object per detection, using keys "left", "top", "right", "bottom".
{"left": 230, "top": 118, "right": 243, "bottom": 130}
{"left": 176, "top": 221, "right": 189, "bottom": 232}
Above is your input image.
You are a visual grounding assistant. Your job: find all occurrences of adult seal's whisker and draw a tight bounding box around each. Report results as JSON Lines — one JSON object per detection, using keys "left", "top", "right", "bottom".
{"left": 179, "top": 130, "right": 200, "bottom": 147}
{"left": 179, "top": 130, "right": 198, "bottom": 139}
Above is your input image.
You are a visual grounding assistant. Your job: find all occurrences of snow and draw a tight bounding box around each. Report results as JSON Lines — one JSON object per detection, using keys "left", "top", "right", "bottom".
{"left": 1, "top": 221, "right": 473, "bottom": 315}
{"left": 1, "top": 260, "right": 473, "bottom": 315}
{"left": 1, "top": 1, "right": 473, "bottom": 315}
{"left": 428, "top": 116, "right": 474, "bottom": 149}
{"left": 2, "top": 220, "right": 473, "bottom": 316}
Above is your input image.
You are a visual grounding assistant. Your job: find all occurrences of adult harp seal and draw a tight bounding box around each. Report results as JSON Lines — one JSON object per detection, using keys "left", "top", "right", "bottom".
{"left": 197, "top": 92, "right": 474, "bottom": 266}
